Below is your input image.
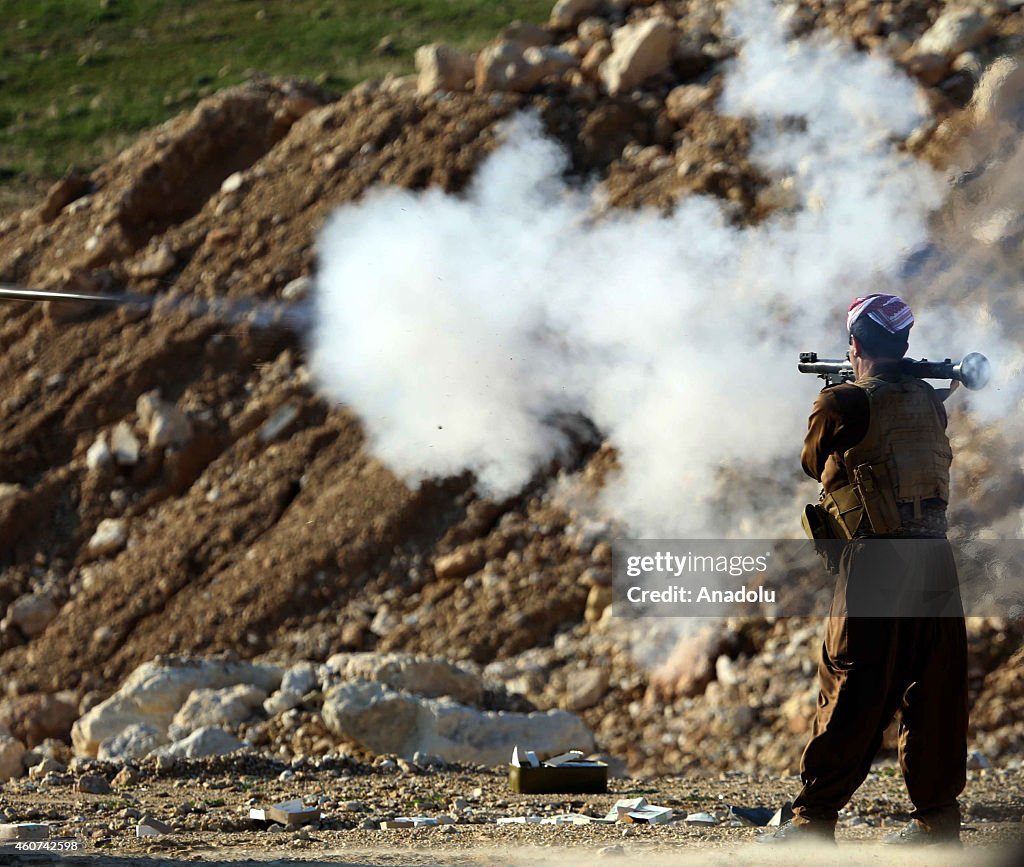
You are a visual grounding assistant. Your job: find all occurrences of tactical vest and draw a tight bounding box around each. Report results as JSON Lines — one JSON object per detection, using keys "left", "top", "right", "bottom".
{"left": 822, "top": 375, "right": 951, "bottom": 538}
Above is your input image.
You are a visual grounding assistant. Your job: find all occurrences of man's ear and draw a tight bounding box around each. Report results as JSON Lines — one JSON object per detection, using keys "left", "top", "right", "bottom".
{"left": 849, "top": 335, "right": 862, "bottom": 358}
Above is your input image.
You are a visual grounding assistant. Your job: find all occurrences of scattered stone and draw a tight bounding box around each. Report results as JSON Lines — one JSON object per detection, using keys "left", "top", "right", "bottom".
{"left": 110, "top": 421, "right": 140, "bottom": 466}
{"left": 565, "top": 667, "right": 609, "bottom": 711}
{"left": 0, "top": 735, "right": 27, "bottom": 781}
{"left": 151, "top": 726, "right": 243, "bottom": 760}
{"left": 137, "top": 392, "right": 192, "bottom": 449}
{"left": 28, "top": 757, "right": 64, "bottom": 780}
{"left": 599, "top": 18, "right": 676, "bottom": 96}
{"left": 220, "top": 172, "right": 246, "bottom": 194}
{"left": 434, "top": 545, "right": 485, "bottom": 580}
{"left": 913, "top": 8, "right": 994, "bottom": 58}
{"left": 415, "top": 44, "right": 475, "bottom": 95}
{"left": 168, "top": 683, "right": 266, "bottom": 739}
{"left": 585, "top": 584, "right": 613, "bottom": 623}
{"left": 39, "top": 173, "right": 91, "bottom": 222}
{"left": 86, "top": 434, "right": 114, "bottom": 471}
{"left": 598, "top": 845, "right": 625, "bottom": 857}
{"left": 98, "top": 723, "right": 169, "bottom": 762}
{"left": 665, "top": 83, "right": 716, "bottom": 124}
{"left": 86, "top": 519, "right": 128, "bottom": 559}
{"left": 72, "top": 657, "right": 282, "bottom": 756}
{"left": 549, "top": 0, "right": 602, "bottom": 30}
{"left": 129, "top": 245, "right": 176, "bottom": 279}
{"left": 112, "top": 766, "right": 140, "bottom": 786}
{"left": 258, "top": 402, "right": 301, "bottom": 443}
{"left": 263, "top": 690, "right": 303, "bottom": 716}
{"left": 281, "top": 662, "right": 317, "bottom": 695}
{"left": 325, "top": 652, "right": 484, "bottom": 705}
{"left": 968, "top": 751, "right": 991, "bottom": 770}
{"left": 281, "top": 275, "right": 312, "bottom": 301}
{"left": 904, "top": 52, "right": 951, "bottom": 86}
{"left": 322, "top": 680, "right": 594, "bottom": 766}
{"left": 3, "top": 594, "right": 58, "bottom": 638}
{"left": 76, "top": 773, "right": 112, "bottom": 794}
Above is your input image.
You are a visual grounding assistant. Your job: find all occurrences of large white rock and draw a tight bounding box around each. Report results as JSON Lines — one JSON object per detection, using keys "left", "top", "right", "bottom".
{"left": 415, "top": 44, "right": 475, "bottom": 95}
{"left": 599, "top": 18, "right": 676, "bottom": 95}
{"left": 97, "top": 723, "right": 169, "bottom": 762}
{"left": 322, "top": 681, "right": 594, "bottom": 766}
{"left": 3, "top": 594, "right": 58, "bottom": 638}
{"left": 913, "top": 8, "right": 993, "bottom": 58}
{"left": 168, "top": 684, "right": 266, "bottom": 740}
{"left": 151, "top": 726, "right": 242, "bottom": 760}
{"left": 324, "top": 652, "right": 484, "bottom": 706}
{"left": 0, "top": 734, "right": 26, "bottom": 781}
{"left": 71, "top": 658, "right": 283, "bottom": 756}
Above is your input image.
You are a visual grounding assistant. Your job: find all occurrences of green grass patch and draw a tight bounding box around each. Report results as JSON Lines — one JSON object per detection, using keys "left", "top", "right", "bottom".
{"left": 0, "top": 0, "right": 551, "bottom": 210}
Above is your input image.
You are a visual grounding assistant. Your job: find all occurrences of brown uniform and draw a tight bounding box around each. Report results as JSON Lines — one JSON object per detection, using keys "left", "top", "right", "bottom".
{"left": 793, "top": 362, "right": 968, "bottom": 835}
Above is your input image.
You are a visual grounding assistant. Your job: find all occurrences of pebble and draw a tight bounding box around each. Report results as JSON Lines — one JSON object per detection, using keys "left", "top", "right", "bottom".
{"left": 598, "top": 845, "right": 625, "bottom": 857}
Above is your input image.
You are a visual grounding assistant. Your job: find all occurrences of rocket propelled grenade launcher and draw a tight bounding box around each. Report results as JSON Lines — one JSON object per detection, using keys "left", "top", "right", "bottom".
{"left": 798, "top": 351, "right": 992, "bottom": 390}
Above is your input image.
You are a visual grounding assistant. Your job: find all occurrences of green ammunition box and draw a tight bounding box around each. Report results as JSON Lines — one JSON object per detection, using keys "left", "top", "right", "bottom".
{"left": 508, "top": 762, "right": 608, "bottom": 794}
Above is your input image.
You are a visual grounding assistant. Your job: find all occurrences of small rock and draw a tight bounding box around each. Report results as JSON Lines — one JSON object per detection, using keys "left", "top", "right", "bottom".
{"left": 76, "top": 774, "right": 111, "bottom": 795}
{"left": 110, "top": 422, "right": 139, "bottom": 466}
{"left": 220, "top": 172, "right": 246, "bottom": 194}
{"left": 86, "top": 434, "right": 113, "bottom": 472}
{"left": 415, "top": 44, "right": 475, "bottom": 95}
{"left": 665, "top": 83, "right": 715, "bottom": 124}
{"left": 4, "top": 595, "right": 58, "bottom": 638}
{"left": 434, "top": 545, "right": 485, "bottom": 580}
{"left": 913, "top": 8, "right": 994, "bottom": 58}
{"left": 150, "top": 727, "right": 242, "bottom": 760}
{"left": 598, "top": 845, "right": 625, "bottom": 857}
{"left": 112, "top": 766, "right": 139, "bottom": 787}
{"left": 129, "top": 245, "right": 176, "bottom": 279}
{"left": 258, "top": 402, "right": 301, "bottom": 443}
{"left": 28, "top": 758, "right": 65, "bottom": 780}
{"left": 281, "top": 276, "right": 312, "bottom": 301}
{"left": 87, "top": 519, "right": 128, "bottom": 559}
{"left": 281, "top": 662, "right": 317, "bottom": 695}
{"left": 549, "top": 0, "right": 602, "bottom": 29}
{"left": 98, "top": 723, "right": 168, "bottom": 762}
{"left": 137, "top": 392, "right": 192, "bottom": 449}
{"left": 967, "top": 751, "right": 991, "bottom": 770}
{"left": 263, "top": 690, "right": 302, "bottom": 716}
{"left": 565, "top": 667, "right": 609, "bottom": 711}
{"left": 600, "top": 18, "right": 676, "bottom": 96}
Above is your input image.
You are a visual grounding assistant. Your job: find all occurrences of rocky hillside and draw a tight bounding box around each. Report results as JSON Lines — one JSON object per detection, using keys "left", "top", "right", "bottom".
{"left": 0, "top": 0, "right": 1022, "bottom": 778}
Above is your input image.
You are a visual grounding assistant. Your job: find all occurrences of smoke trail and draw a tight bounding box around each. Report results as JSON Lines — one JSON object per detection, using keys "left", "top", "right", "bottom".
{"left": 310, "top": 0, "right": 1014, "bottom": 538}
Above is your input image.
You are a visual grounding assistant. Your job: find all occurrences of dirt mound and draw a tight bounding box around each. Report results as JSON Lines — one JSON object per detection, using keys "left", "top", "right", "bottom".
{"left": 0, "top": 0, "right": 1021, "bottom": 776}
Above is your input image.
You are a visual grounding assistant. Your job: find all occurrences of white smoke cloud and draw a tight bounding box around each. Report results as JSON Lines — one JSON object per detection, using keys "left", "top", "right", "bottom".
{"left": 310, "top": 0, "right": 1015, "bottom": 538}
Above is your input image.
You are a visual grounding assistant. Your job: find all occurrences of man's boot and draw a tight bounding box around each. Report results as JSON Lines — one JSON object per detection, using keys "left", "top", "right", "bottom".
{"left": 882, "top": 819, "right": 962, "bottom": 847}
{"left": 757, "top": 819, "right": 836, "bottom": 845}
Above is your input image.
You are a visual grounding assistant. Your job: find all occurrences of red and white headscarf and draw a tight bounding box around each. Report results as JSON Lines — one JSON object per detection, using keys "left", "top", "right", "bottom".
{"left": 847, "top": 294, "right": 914, "bottom": 334}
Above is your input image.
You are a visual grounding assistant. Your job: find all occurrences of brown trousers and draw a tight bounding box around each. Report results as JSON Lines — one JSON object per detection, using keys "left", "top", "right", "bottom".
{"left": 793, "top": 538, "right": 968, "bottom": 832}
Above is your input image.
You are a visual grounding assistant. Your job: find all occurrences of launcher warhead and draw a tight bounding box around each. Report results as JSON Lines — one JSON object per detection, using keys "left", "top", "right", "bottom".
{"left": 798, "top": 351, "right": 991, "bottom": 390}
